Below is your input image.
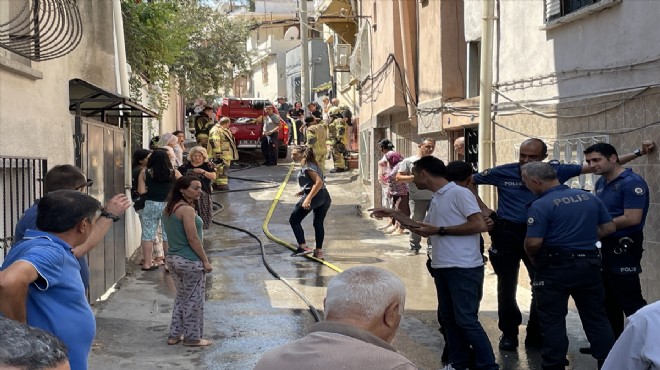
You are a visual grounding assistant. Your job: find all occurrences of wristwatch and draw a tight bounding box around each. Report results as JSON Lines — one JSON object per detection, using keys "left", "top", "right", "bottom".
{"left": 437, "top": 227, "right": 447, "bottom": 236}
{"left": 100, "top": 209, "right": 120, "bottom": 222}
{"left": 634, "top": 148, "right": 643, "bottom": 157}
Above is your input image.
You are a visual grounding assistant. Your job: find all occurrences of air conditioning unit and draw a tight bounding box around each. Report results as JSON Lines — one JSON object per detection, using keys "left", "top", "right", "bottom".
{"left": 336, "top": 44, "right": 352, "bottom": 69}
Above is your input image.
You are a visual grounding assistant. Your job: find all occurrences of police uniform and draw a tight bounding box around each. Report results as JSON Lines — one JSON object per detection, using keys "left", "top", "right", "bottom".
{"left": 527, "top": 184, "right": 615, "bottom": 369}
{"left": 327, "top": 109, "right": 348, "bottom": 171}
{"left": 208, "top": 124, "right": 238, "bottom": 189}
{"left": 595, "top": 168, "right": 649, "bottom": 337}
{"left": 472, "top": 161, "right": 582, "bottom": 345}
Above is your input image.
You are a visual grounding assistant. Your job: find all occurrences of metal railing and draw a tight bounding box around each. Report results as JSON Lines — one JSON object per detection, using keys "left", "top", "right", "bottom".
{"left": 1, "top": 156, "right": 47, "bottom": 257}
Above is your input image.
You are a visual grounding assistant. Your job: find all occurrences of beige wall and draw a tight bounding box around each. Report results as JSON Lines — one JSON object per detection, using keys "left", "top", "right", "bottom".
{"left": 0, "top": 1, "right": 117, "bottom": 166}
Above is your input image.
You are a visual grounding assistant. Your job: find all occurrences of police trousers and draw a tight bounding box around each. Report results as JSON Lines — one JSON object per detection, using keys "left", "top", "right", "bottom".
{"left": 601, "top": 231, "right": 647, "bottom": 338}
{"left": 533, "top": 255, "right": 614, "bottom": 369}
{"left": 488, "top": 219, "right": 540, "bottom": 339}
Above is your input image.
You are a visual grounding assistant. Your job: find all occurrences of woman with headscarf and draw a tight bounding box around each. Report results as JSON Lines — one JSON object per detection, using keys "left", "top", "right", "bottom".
{"left": 377, "top": 139, "right": 396, "bottom": 233}
{"left": 385, "top": 151, "right": 410, "bottom": 236}
{"left": 160, "top": 132, "right": 183, "bottom": 167}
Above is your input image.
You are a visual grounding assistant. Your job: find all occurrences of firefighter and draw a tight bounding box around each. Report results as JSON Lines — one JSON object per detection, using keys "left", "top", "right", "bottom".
{"left": 194, "top": 105, "right": 215, "bottom": 147}
{"left": 208, "top": 117, "right": 238, "bottom": 191}
{"left": 327, "top": 107, "right": 348, "bottom": 173}
{"left": 304, "top": 116, "right": 327, "bottom": 176}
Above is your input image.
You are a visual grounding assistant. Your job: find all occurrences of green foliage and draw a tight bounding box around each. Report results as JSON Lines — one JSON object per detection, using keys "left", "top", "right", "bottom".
{"left": 122, "top": 0, "right": 253, "bottom": 113}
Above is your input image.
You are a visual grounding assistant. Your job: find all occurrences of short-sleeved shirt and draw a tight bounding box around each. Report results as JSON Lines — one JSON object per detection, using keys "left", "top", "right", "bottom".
{"left": 178, "top": 161, "right": 214, "bottom": 194}
{"left": 425, "top": 182, "right": 484, "bottom": 268}
{"left": 397, "top": 155, "right": 434, "bottom": 200}
{"left": 594, "top": 168, "right": 649, "bottom": 238}
{"left": 473, "top": 162, "right": 582, "bottom": 223}
{"left": 263, "top": 113, "right": 281, "bottom": 135}
{"left": 14, "top": 203, "right": 90, "bottom": 289}
{"left": 162, "top": 210, "right": 203, "bottom": 261}
{"left": 526, "top": 185, "right": 612, "bottom": 251}
{"left": 1, "top": 230, "right": 95, "bottom": 370}
{"left": 298, "top": 162, "right": 325, "bottom": 192}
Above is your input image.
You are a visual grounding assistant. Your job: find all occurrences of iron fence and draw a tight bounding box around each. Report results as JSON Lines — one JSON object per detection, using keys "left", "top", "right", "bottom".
{"left": 1, "top": 156, "right": 47, "bottom": 257}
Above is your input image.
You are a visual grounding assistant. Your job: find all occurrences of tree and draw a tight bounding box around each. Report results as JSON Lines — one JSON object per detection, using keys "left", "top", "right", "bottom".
{"left": 122, "top": 0, "right": 254, "bottom": 113}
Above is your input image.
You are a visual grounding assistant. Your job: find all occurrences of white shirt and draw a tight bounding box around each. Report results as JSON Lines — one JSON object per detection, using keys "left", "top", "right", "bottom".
{"left": 602, "top": 300, "right": 660, "bottom": 370}
{"left": 425, "top": 182, "right": 483, "bottom": 269}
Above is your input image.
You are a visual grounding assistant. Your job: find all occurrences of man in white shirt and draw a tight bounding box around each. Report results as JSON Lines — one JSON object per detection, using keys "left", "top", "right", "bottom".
{"left": 370, "top": 156, "right": 498, "bottom": 370}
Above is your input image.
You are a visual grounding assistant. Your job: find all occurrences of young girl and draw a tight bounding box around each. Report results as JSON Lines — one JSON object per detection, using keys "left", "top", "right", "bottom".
{"left": 289, "top": 146, "right": 332, "bottom": 260}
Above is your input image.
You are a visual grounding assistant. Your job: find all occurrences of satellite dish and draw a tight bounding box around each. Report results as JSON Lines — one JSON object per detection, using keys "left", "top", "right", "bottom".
{"left": 284, "top": 26, "right": 300, "bottom": 40}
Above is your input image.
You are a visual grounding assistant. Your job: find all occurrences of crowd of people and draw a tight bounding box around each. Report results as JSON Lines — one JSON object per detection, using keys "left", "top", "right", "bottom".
{"left": 363, "top": 138, "right": 655, "bottom": 370}
{"left": 2, "top": 88, "right": 657, "bottom": 369}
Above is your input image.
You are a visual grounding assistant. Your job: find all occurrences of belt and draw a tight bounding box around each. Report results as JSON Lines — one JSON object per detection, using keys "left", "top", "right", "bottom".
{"left": 543, "top": 248, "right": 600, "bottom": 259}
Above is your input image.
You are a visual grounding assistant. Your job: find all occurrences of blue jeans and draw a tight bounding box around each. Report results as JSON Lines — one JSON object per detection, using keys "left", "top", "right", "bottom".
{"left": 434, "top": 266, "right": 498, "bottom": 370}
{"left": 289, "top": 188, "right": 331, "bottom": 248}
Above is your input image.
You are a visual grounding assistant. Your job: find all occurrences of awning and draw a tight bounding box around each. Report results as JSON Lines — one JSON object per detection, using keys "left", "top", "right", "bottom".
{"left": 69, "top": 78, "right": 158, "bottom": 120}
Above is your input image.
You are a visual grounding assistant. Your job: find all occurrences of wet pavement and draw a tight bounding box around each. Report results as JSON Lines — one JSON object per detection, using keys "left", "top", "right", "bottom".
{"left": 89, "top": 152, "right": 600, "bottom": 370}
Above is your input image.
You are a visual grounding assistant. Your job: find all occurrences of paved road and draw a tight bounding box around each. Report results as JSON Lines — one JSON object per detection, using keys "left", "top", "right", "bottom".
{"left": 89, "top": 157, "right": 599, "bottom": 370}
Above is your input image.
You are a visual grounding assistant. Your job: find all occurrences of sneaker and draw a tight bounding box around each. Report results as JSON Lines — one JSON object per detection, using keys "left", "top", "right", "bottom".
{"left": 313, "top": 249, "right": 324, "bottom": 260}
{"left": 291, "top": 247, "right": 313, "bottom": 256}
{"left": 406, "top": 248, "right": 420, "bottom": 256}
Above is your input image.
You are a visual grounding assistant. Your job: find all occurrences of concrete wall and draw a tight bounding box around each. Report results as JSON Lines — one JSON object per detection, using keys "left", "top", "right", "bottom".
{"left": 285, "top": 40, "right": 332, "bottom": 103}
{"left": 0, "top": 1, "right": 117, "bottom": 167}
{"left": 462, "top": 0, "right": 660, "bottom": 301}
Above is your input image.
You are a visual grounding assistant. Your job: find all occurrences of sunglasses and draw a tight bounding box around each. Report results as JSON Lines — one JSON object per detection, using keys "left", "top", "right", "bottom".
{"left": 76, "top": 178, "right": 94, "bottom": 190}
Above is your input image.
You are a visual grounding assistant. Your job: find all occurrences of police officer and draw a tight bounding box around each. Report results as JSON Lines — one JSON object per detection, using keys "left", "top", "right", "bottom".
{"left": 471, "top": 138, "right": 654, "bottom": 351}
{"left": 584, "top": 143, "right": 650, "bottom": 339}
{"left": 327, "top": 107, "right": 348, "bottom": 173}
{"left": 522, "top": 161, "right": 615, "bottom": 370}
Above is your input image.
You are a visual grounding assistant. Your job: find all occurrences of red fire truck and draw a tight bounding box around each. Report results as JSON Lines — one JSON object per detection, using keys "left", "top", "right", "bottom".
{"left": 215, "top": 98, "right": 289, "bottom": 159}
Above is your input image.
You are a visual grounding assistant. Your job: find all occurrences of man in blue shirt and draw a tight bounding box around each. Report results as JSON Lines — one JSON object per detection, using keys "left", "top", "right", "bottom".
{"left": 584, "top": 143, "right": 650, "bottom": 340}
{"left": 0, "top": 190, "right": 104, "bottom": 370}
{"left": 522, "top": 161, "right": 615, "bottom": 370}
{"left": 14, "top": 164, "right": 131, "bottom": 290}
{"left": 471, "top": 138, "right": 653, "bottom": 350}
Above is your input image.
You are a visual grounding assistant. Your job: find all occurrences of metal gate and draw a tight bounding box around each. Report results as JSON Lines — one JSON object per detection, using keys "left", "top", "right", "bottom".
{"left": 81, "top": 118, "right": 126, "bottom": 302}
{"left": 0, "top": 156, "right": 47, "bottom": 262}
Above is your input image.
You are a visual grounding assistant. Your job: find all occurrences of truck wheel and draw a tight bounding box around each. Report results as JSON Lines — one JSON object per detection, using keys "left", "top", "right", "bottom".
{"left": 278, "top": 143, "right": 288, "bottom": 158}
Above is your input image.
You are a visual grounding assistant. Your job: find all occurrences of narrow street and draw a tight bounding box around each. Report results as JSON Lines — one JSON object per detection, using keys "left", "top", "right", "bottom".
{"left": 89, "top": 156, "right": 599, "bottom": 370}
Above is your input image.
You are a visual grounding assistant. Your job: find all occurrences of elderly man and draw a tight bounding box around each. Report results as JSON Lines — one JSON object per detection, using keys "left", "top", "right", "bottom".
{"left": 0, "top": 190, "right": 105, "bottom": 370}
{"left": 0, "top": 316, "right": 70, "bottom": 370}
{"left": 254, "top": 266, "right": 416, "bottom": 370}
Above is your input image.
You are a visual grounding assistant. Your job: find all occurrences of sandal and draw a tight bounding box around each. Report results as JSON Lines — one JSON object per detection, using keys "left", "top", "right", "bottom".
{"left": 141, "top": 265, "right": 160, "bottom": 271}
{"left": 182, "top": 339, "right": 213, "bottom": 347}
{"left": 167, "top": 335, "right": 183, "bottom": 345}
{"left": 313, "top": 249, "right": 324, "bottom": 260}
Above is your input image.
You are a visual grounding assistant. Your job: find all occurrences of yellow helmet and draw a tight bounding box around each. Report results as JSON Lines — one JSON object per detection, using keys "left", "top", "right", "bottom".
{"left": 328, "top": 107, "right": 342, "bottom": 116}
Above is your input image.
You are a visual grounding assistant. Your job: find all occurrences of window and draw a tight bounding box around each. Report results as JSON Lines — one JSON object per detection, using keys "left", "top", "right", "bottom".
{"left": 545, "top": 0, "right": 609, "bottom": 22}
{"left": 466, "top": 41, "right": 480, "bottom": 98}
{"left": 0, "top": 0, "right": 32, "bottom": 67}
{"left": 261, "top": 60, "right": 269, "bottom": 84}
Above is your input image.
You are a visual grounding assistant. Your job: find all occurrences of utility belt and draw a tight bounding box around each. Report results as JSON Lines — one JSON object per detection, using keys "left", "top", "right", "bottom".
{"left": 600, "top": 230, "right": 644, "bottom": 275}
{"left": 535, "top": 247, "right": 601, "bottom": 268}
{"left": 487, "top": 214, "right": 527, "bottom": 254}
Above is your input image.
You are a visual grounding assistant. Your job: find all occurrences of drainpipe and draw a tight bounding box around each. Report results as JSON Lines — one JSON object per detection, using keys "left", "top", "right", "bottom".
{"left": 113, "top": 0, "right": 138, "bottom": 258}
{"left": 478, "top": 0, "right": 495, "bottom": 208}
{"left": 397, "top": 0, "right": 416, "bottom": 126}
